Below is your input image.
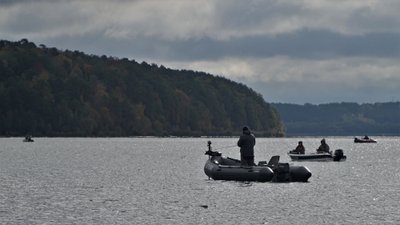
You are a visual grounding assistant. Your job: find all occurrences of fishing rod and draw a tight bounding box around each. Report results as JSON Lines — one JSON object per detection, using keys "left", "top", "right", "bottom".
{"left": 212, "top": 144, "right": 237, "bottom": 151}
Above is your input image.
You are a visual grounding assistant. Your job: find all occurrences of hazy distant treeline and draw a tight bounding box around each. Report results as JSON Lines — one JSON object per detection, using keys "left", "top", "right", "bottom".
{"left": 0, "top": 39, "right": 284, "bottom": 137}
{"left": 272, "top": 102, "right": 400, "bottom": 136}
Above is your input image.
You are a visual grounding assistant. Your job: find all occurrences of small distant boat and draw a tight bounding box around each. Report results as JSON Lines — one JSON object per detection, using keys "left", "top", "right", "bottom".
{"left": 23, "top": 136, "right": 34, "bottom": 142}
{"left": 354, "top": 137, "right": 376, "bottom": 143}
{"left": 288, "top": 149, "right": 346, "bottom": 162}
{"left": 204, "top": 141, "right": 312, "bottom": 182}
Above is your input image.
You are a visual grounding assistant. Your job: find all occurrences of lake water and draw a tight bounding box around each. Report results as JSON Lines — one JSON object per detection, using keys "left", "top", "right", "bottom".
{"left": 0, "top": 137, "right": 399, "bottom": 225}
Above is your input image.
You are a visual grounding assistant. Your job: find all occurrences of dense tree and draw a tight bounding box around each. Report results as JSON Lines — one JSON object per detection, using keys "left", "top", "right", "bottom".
{"left": 0, "top": 39, "right": 284, "bottom": 137}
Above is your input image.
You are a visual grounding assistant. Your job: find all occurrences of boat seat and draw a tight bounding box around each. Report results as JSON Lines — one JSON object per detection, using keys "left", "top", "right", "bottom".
{"left": 223, "top": 157, "right": 241, "bottom": 165}
{"left": 257, "top": 161, "right": 267, "bottom": 166}
{"left": 267, "top": 155, "right": 280, "bottom": 168}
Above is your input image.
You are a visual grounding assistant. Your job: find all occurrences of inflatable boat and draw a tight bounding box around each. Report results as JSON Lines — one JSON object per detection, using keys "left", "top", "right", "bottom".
{"left": 204, "top": 141, "right": 312, "bottom": 182}
{"left": 288, "top": 149, "right": 346, "bottom": 162}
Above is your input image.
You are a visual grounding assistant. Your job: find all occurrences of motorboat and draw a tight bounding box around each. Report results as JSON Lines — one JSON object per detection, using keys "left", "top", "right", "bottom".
{"left": 23, "top": 136, "right": 34, "bottom": 142}
{"left": 354, "top": 137, "right": 376, "bottom": 143}
{"left": 288, "top": 149, "right": 346, "bottom": 162}
{"left": 204, "top": 141, "right": 312, "bottom": 182}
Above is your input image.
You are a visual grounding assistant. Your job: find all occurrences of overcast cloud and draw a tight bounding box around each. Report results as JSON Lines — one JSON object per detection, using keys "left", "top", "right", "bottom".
{"left": 1, "top": 0, "right": 400, "bottom": 104}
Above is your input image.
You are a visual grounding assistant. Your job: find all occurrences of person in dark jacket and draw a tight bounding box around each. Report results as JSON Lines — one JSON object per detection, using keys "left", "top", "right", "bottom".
{"left": 237, "top": 126, "right": 256, "bottom": 166}
{"left": 316, "top": 139, "right": 330, "bottom": 153}
{"left": 290, "top": 141, "right": 305, "bottom": 154}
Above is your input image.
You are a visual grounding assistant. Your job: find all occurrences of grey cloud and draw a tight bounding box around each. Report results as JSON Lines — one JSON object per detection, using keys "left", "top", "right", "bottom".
{"left": 43, "top": 29, "right": 400, "bottom": 62}
{"left": 0, "top": 0, "right": 69, "bottom": 5}
{"left": 213, "top": 0, "right": 302, "bottom": 29}
{"left": 247, "top": 79, "right": 400, "bottom": 104}
{"left": 5, "top": 1, "right": 400, "bottom": 41}
{"left": 347, "top": 2, "right": 400, "bottom": 33}
{"left": 0, "top": 0, "right": 115, "bottom": 5}
{"left": 0, "top": 0, "right": 27, "bottom": 6}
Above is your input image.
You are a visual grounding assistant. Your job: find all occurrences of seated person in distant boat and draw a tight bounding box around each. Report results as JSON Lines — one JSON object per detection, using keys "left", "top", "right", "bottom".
{"left": 25, "top": 135, "right": 32, "bottom": 141}
{"left": 237, "top": 126, "right": 256, "bottom": 166}
{"left": 290, "top": 141, "right": 305, "bottom": 154}
{"left": 316, "top": 139, "right": 330, "bottom": 153}
{"left": 363, "top": 135, "right": 369, "bottom": 140}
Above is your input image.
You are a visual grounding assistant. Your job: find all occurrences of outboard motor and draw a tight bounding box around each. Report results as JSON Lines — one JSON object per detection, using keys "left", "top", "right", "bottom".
{"left": 205, "top": 141, "right": 221, "bottom": 157}
{"left": 333, "top": 149, "right": 345, "bottom": 161}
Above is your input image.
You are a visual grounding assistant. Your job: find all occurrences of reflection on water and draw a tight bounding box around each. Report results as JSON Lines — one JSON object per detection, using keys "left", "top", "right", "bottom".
{"left": 1, "top": 137, "right": 399, "bottom": 224}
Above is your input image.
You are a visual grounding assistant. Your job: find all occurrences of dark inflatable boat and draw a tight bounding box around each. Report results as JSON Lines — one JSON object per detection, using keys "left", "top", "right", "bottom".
{"left": 204, "top": 141, "right": 312, "bottom": 182}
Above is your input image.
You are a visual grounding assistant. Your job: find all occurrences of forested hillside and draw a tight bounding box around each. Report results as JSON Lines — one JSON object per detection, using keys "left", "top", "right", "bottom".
{"left": 272, "top": 102, "right": 400, "bottom": 136}
{"left": 0, "top": 39, "right": 284, "bottom": 137}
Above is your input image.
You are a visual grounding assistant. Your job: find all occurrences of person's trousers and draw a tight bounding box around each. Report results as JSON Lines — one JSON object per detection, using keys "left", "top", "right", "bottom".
{"left": 241, "top": 155, "right": 254, "bottom": 166}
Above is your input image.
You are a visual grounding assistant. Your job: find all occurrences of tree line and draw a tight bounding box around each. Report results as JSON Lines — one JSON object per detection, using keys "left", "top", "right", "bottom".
{"left": 0, "top": 39, "right": 284, "bottom": 137}
{"left": 272, "top": 102, "right": 400, "bottom": 136}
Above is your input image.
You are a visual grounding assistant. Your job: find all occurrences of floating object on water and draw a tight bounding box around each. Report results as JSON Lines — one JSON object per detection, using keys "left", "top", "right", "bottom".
{"left": 354, "top": 137, "right": 377, "bottom": 143}
{"left": 23, "top": 136, "right": 34, "bottom": 142}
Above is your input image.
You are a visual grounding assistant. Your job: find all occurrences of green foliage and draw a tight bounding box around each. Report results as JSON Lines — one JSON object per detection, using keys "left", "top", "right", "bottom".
{"left": 0, "top": 39, "right": 284, "bottom": 137}
{"left": 272, "top": 102, "right": 400, "bottom": 136}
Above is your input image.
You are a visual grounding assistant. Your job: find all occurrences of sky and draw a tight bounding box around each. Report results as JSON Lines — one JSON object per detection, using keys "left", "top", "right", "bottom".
{"left": 1, "top": 0, "right": 400, "bottom": 104}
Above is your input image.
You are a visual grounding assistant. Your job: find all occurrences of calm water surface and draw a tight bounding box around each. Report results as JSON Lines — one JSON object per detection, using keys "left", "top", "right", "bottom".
{"left": 0, "top": 137, "right": 399, "bottom": 224}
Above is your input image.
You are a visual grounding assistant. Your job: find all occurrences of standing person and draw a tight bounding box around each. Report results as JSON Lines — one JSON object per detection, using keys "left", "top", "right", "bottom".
{"left": 316, "top": 139, "right": 330, "bottom": 153}
{"left": 291, "top": 141, "right": 305, "bottom": 154}
{"left": 237, "top": 126, "right": 256, "bottom": 166}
